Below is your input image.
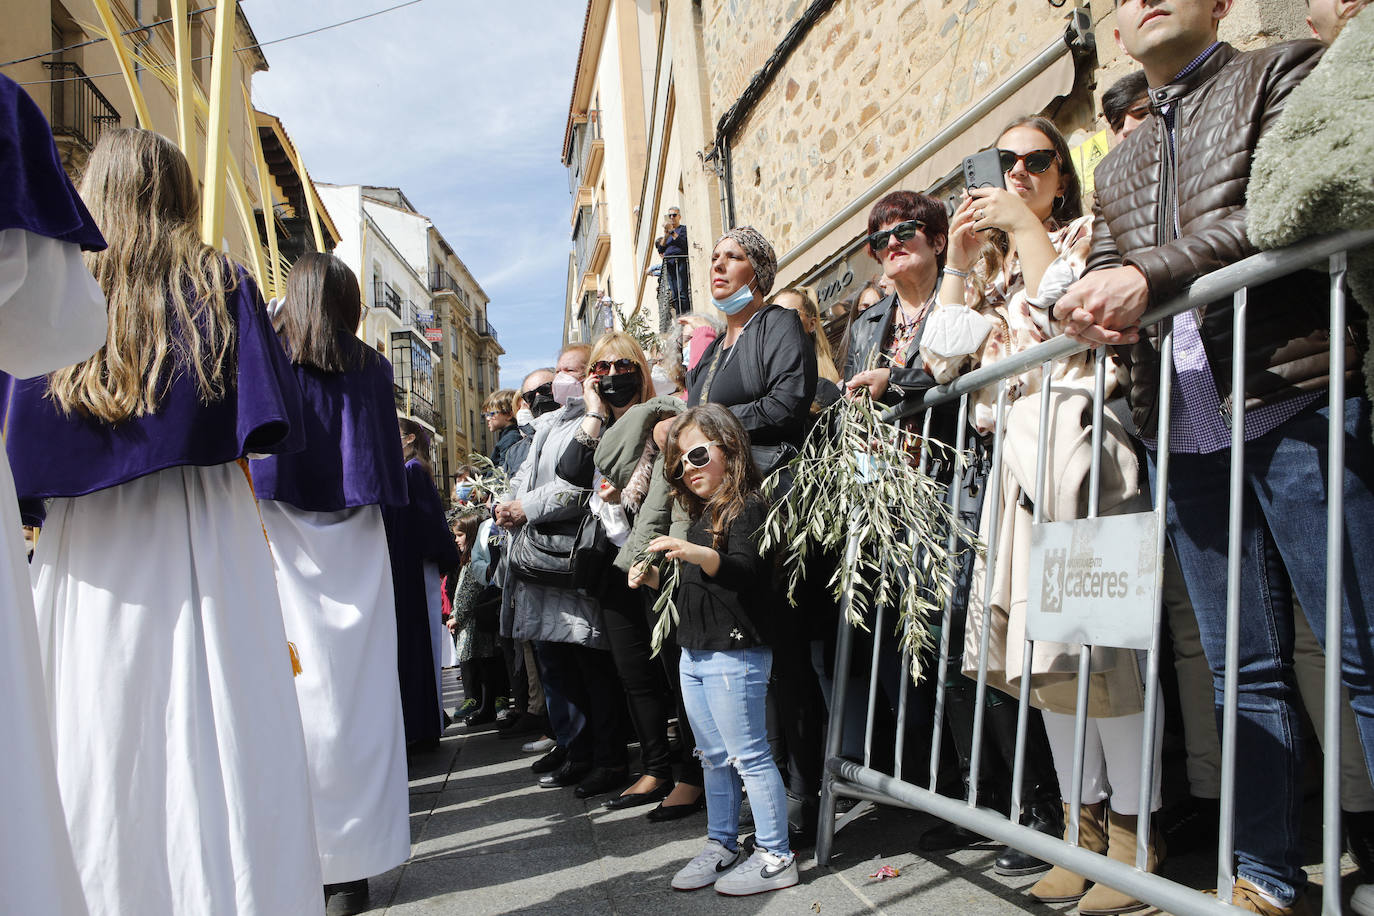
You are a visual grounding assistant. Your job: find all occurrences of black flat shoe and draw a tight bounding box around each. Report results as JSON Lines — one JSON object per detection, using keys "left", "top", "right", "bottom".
{"left": 464, "top": 708, "right": 497, "bottom": 728}
{"left": 539, "top": 760, "right": 591, "bottom": 788}
{"left": 574, "top": 766, "right": 630, "bottom": 799}
{"left": 530, "top": 746, "right": 566, "bottom": 774}
{"left": 604, "top": 779, "right": 673, "bottom": 810}
{"left": 324, "top": 879, "right": 369, "bottom": 915}
{"left": 646, "top": 796, "right": 706, "bottom": 822}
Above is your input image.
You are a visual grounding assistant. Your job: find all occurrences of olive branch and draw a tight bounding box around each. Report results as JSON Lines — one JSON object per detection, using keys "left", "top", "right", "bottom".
{"left": 757, "top": 393, "right": 980, "bottom": 681}
{"left": 464, "top": 452, "right": 510, "bottom": 497}
{"left": 616, "top": 302, "right": 660, "bottom": 356}
{"left": 631, "top": 546, "right": 682, "bottom": 657}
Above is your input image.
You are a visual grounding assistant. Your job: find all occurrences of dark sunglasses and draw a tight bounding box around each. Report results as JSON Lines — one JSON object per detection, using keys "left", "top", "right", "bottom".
{"left": 997, "top": 148, "right": 1058, "bottom": 174}
{"left": 867, "top": 219, "right": 926, "bottom": 251}
{"left": 673, "top": 442, "right": 719, "bottom": 478}
{"left": 521, "top": 381, "right": 553, "bottom": 405}
{"left": 590, "top": 358, "right": 639, "bottom": 376}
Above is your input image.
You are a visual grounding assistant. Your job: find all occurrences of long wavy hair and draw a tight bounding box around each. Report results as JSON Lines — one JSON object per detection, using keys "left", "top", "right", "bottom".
{"left": 973, "top": 115, "right": 1083, "bottom": 307}
{"left": 49, "top": 128, "right": 236, "bottom": 422}
{"left": 279, "top": 252, "right": 368, "bottom": 372}
{"left": 661, "top": 404, "right": 762, "bottom": 549}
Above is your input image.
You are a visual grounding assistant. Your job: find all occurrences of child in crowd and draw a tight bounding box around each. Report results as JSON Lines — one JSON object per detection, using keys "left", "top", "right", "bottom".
{"left": 632, "top": 403, "right": 797, "bottom": 896}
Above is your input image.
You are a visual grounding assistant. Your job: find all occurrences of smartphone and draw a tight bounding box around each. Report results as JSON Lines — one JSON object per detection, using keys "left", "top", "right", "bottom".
{"left": 963, "top": 148, "right": 1006, "bottom": 191}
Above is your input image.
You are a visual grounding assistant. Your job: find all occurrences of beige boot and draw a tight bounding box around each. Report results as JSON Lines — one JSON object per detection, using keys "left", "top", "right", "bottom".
{"left": 1028, "top": 802, "right": 1108, "bottom": 904}
{"left": 1076, "top": 810, "right": 1164, "bottom": 915}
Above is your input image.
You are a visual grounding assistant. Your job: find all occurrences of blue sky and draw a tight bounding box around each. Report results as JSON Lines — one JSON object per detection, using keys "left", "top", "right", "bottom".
{"left": 245, "top": 0, "right": 587, "bottom": 388}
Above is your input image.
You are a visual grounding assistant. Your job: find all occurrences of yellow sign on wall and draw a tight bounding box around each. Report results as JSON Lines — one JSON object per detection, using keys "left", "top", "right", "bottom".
{"left": 1070, "top": 130, "right": 1112, "bottom": 195}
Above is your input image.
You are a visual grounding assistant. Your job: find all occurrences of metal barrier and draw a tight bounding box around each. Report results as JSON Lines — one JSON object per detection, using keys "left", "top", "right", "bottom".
{"left": 815, "top": 227, "right": 1374, "bottom": 916}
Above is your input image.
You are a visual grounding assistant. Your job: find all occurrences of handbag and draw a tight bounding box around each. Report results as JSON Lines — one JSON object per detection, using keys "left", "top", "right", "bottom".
{"left": 508, "top": 511, "right": 611, "bottom": 591}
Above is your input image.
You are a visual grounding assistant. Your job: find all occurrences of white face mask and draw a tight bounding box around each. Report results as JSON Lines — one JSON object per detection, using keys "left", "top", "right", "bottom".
{"left": 515, "top": 407, "right": 534, "bottom": 426}
{"left": 650, "top": 365, "right": 676, "bottom": 397}
{"left": 551, "top": 371, "right": 582, "bottom": 405}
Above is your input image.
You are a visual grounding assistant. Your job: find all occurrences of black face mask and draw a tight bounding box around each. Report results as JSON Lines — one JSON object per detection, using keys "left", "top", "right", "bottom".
{"left": 597, "top": 371, "right": 643, "bottom": 408}
{"left": 528, "top": 393, "right": 558, "bottom": 417}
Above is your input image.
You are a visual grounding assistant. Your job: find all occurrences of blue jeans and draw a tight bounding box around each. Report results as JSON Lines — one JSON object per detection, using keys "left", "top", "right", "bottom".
{"left": 1150, "top": 397, "right": 1374, "bottom": 905}
{"left": 679, "top": 647, "right": 792, "bottom": 857}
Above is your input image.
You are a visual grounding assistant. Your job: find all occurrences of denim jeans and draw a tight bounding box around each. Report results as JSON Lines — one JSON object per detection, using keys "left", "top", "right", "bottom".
{"left": 1149, "top": 396, "right": 1374, "bottom": 905}
{"left": 679, "top": 646, "right": 792, "bottom": 857}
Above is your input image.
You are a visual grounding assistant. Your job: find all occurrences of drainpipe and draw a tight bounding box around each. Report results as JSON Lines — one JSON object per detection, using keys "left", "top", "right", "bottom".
{"left": 776, "top": 8, "right": 1093, "bottom": 271}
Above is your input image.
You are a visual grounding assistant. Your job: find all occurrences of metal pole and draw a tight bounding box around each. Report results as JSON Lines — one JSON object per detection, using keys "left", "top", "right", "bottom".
{"left": 1137, "top": 320, "right": 1175, "bottom": 869}
{"left": 1322, "top": 253, "right": 1348, "bottom": 916}
{"left": 1011, "top": 362, "right": 1053, "bottom": 827}
{"left": 896, "top": 409, "right": 936, "bottom": 782}
{"left": 1218, "top": 289, "right": 1248, "bottom": 901}
{"left": 929, "top": 395, "right": 971, "bottom": 791}
{"left": 817, "top": 526, "right": 864, "bottom": 866}
{"left": 969, "top": 381, "right": 1008, "bottom": 809}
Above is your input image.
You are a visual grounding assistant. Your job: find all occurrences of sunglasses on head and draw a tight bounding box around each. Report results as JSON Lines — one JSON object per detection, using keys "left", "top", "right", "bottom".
{"left": 997, "top": 148, "right": 1058, "bottom": 174}
{"left": 590, "top": 358, "right": 639, "bottom": 376}
{"left": 674, "top": 442, "right": 719, "bottom": 478}
{"left": 521, "top": 381, "right": 553, "bottom": 405}
{"left": 867, "top": 219, "right": 926, "bottom": 251}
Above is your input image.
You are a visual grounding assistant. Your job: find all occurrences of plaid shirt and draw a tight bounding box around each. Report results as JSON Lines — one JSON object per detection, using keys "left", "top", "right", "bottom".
{"left": 1144, "top": 43, "right": 1320, "bottom": 453}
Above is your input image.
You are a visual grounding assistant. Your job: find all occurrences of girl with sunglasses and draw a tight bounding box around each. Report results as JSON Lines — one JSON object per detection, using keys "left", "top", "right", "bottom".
{"left": 631, "top": 404, "right": 798, "bottom": 896}
{"left": 923, "top": 115, "right": 1164, "bottom": 915}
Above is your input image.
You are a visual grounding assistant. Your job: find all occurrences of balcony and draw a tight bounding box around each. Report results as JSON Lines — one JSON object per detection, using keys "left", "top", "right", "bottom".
{"left": 573, "top": 203, "right": 610, "bottom": 281}
{"left": 430, "top": 268, "right": 462, "bottom": 297}
{"left": 372, "top": 278, "right": 402, "bottom": 317}
{"left": 476, "top": 316, "right": 499, "bottom": 345}
{"left": 42, "top": 61, "right": 120, "bottom": 157}
{"left": 566, "top": 109, "right": 604, "bottom": 195}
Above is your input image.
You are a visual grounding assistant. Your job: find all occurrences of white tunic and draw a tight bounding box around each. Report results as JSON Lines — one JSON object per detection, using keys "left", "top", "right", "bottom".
{"left": 259, "top": 500, "right": 411, "bottom": 883}
{"left": 31, "top": 462, "right": 325, "bottom": 916}
{"left": 0, "top": 228, "right": 101, "bottom": 916}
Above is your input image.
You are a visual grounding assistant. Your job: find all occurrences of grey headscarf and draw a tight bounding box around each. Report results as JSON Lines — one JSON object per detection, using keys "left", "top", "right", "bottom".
{"left": 714, "top": 226, "right": 777, "bottom": 298}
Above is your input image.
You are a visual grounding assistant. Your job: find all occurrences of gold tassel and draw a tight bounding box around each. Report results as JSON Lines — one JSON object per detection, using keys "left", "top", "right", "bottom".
{"left": 288, "top": 641, "right": 302, "bottom": 677}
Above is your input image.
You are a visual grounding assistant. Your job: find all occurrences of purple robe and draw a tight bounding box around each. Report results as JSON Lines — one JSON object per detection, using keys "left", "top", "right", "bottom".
{"left": 250, "top": 340, "right": 408, "bottom": 512}
{"left": 0, "top": 74, "right": 105, "bottom": 250}
{"left": 383, "top": 459, "right": 461, "bottom": 747}
{"left": 3, "top": 266, "right": 304, "bottom": 523}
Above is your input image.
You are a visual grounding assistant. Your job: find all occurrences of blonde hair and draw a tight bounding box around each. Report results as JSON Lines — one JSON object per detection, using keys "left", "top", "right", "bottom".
{"left": 771, "top": 287, "right": 840, "bottom": 383}
{"left": 589, "top": 331, "right": 655, "bottom": 404}
{"left": 49, "top": 128, "right": 236, "bottom": 422}
{"left": 484, "top": 388, "right": 516, "bottom": 414}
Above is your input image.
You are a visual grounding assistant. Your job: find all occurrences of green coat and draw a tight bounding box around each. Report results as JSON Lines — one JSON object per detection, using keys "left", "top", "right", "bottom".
{"left": 594, "top": 396, "right": 685, "bottom": 572}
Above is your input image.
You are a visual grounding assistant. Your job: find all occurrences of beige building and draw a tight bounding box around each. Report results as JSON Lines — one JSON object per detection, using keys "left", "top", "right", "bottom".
{"left": 564, "top": 0, "right": 1310, "bottom": 341}
{"left": 318, "top": 185, "right": 503, "bottom": 497}
{"left": 0, "top": 1, "right": 339, "bottom": 281}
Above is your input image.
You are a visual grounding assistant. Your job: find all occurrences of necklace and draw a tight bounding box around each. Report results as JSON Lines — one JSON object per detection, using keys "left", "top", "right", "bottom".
{"left": 892, "top": 287, "right": 937, "bottom": 333}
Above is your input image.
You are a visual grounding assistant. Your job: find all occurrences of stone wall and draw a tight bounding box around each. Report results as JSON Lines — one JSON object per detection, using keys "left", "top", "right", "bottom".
{"left": 701, "top": 0, "right": 1070, "bottom": 256}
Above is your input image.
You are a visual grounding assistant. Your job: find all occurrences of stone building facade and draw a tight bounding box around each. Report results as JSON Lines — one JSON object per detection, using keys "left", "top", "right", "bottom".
{"left": 564, "top": 0, "right": 1312, "bottom": 341}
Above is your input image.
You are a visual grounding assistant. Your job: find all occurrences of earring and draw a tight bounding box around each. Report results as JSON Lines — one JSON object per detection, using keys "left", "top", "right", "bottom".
{"left": 1053, "top": 194, "right": 1065, "bottom": 211}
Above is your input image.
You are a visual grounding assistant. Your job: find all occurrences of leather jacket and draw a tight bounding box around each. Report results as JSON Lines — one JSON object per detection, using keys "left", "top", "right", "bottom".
{"left": 1084, "top": 40, "right": 1362, "bottom": 432}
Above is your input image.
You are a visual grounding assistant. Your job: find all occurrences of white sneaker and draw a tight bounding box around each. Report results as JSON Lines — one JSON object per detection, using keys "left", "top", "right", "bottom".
{"left": 713, "top": 848, "right": 798, "bottom": 896}
{"left": 1352, "top": 884, "right": 1374, "bottom": 916}
{"left": 522, "top": 736, "right": 556, "bottom": 753}
{"left": 671, "top": 839, "right": 742, "bottom": 891}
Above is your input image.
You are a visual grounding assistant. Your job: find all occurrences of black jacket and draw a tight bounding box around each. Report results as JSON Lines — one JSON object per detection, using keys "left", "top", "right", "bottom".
{"left": 687, "top": 304, "right": 817, "bottom": 447}
{"left": 845, "top": 292, "right": 961, "bottom": 453}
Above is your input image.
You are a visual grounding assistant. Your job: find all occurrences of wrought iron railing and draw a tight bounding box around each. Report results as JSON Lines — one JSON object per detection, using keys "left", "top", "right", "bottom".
{"left": 42, "top": 61, "right": 120, "bottom": 150}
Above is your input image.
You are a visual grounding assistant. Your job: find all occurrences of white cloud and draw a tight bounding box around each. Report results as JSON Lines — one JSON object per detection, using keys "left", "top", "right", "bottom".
{"left": 243, "top": 0, "right": 585, "bottom": 388}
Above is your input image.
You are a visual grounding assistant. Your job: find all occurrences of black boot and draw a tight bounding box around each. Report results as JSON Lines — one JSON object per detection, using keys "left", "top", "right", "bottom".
{"left": 993, "top": 797, "right": 1064, "bottom": 875}
{"left": 1347, "top": 809, "right": 1374, "bottom": 876}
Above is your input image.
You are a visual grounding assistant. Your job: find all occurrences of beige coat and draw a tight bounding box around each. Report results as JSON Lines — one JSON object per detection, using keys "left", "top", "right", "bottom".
{"left": 962, "top": 387, "right": 1148, "bottom": 717}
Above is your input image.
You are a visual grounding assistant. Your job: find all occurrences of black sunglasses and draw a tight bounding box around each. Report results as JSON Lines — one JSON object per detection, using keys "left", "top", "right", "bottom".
{"left": 997, "top": 148, "right": 1058, "bottom": 174}
{"left": 673, "top": 442, "right": 720, "bottom": 478}
{"left": 867, "top": 219, "right": 926, "bottom": 251}
{"left": 521, "top": 381, "right": 553, "bottom": 405}
{"left": 590, "top": 358, "right": 639, "bottom": 376}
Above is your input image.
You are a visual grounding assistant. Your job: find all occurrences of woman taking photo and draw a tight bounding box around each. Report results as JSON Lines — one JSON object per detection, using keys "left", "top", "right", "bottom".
{"left": 250, "top": 252, "right": 410, "bottom": 913}
{"left": 386, "top": 418, "right": 461, "bottom": 751}
{"left": 4, "top": 128, "right": 322, "bottom": 915}
{"left": 556, "top": 331, "right": 705, "bottom": 814}
{"left": 922, "top": 115, "right": 1161, "bottom": 914}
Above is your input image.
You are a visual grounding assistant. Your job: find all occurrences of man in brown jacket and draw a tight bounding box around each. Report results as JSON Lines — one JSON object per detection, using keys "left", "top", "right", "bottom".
{"left": 1052, "top": 0, "right": 1374, "bottom": 913}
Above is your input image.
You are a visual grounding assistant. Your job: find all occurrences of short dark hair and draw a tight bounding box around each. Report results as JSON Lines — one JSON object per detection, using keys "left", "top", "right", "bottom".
{"left": 865, "top": 191, "right": 949, "bottom": 272}
{"left": 279, "top": 252, "right": 370, "bottom": 373}
{"left": 1102, "top": 71, "right": 1149, "bottom": 132}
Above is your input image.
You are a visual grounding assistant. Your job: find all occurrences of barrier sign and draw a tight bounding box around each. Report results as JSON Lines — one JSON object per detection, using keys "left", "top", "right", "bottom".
{"left": 1027, "top": 511, "right": 1158, "bottom": 650}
